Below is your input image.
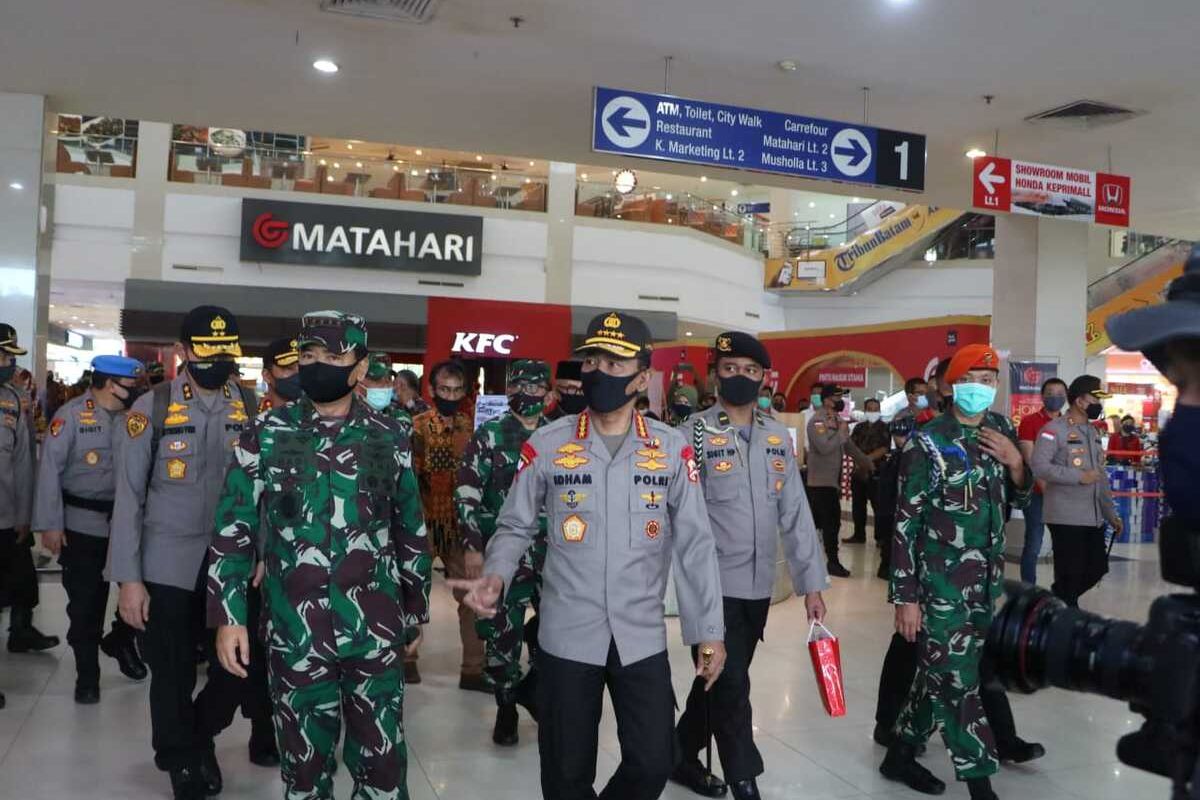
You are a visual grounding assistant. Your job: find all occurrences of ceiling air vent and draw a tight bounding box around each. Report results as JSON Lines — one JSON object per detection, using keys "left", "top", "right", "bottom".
{"left": 1024, "top": 100, "right": 1143, "bottom": 129}
{"left": 319, "top": 0, "right": 441, "bottom": 23}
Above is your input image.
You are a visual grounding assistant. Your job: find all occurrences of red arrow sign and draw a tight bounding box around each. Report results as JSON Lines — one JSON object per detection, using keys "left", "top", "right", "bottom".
{"left": 972, "top": 156, "right": 1011, "bottom": 212}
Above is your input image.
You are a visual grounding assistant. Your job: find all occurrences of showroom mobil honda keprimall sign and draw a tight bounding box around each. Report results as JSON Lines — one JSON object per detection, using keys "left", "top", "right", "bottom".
{"left": 240, "top": 199, "right": 483, "bottom": 275}
{"left": 592, "top": 86, "right": 927, "bottom": 192}
{"left": 971, "top": 156, "right": 1130, "bottom": 227}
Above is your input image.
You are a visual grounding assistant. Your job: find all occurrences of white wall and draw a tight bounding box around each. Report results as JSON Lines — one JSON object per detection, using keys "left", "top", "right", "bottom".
{"left": 776, "top": 262, "right": 993, "bottom": 331}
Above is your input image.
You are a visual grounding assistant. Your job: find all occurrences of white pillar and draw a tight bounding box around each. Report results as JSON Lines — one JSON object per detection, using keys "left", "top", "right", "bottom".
{"left": 544, "top": 161, "right": 577, "bottom": 304}
{"left": 130, "top": 121, "right": 172, "bottom": 280}
{"left": 0, "top": 93, "right": 47, "bottom": 375}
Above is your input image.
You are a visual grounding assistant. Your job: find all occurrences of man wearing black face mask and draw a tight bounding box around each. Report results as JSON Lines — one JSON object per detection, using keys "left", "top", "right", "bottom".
{"left": 258, "top": 337, "right": 301, "bottom": 413}
{"left": 548, "top": 360, "right": 586, "bottom": 421}
{"left": 33, "top": 355, "right": 147, "bottom": 704}
{"left": 450, "top": 311, "right": 726, "bottom": 800}
{"left": 109, "top": 305, "right": 258, "bottom": 800}
{"left": 1016, "top": 378, "right": 1068, "bottom": 584}
{"left": 807, "top": 385, "right": 862, "bottom": 577}
{"left": 1032, "top": 375, "right": 1122, "bottom": 608}
{"left": 673, "top": 331, "right": 827, "bottom": 800}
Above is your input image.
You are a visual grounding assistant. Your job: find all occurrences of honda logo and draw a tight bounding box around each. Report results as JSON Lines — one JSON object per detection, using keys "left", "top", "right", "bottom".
{"left": 1102, "top": 182, "right": 1125, "bottom": 206}
{"left": 451, "top": 332, "right": 517, "bottom": 355}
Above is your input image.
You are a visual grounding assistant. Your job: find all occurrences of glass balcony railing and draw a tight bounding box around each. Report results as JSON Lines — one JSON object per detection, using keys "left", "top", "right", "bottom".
{"left": 167, "top": 138, "right": 548, "bottom": 211}
{"left": 574, "top": 181, "right": 770, "bottom": 254}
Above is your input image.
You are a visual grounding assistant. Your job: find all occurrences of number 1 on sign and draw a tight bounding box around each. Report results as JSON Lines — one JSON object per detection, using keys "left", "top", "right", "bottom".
{"left": 894, "top": 141, "right": 909, "bottom": 182}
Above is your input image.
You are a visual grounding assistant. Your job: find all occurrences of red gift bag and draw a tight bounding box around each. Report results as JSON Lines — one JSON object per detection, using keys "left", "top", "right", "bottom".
{"left": 808, "top": 621, "right": 847, "bottom": 717}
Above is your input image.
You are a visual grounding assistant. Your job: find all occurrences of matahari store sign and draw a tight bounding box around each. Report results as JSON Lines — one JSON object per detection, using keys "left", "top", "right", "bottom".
{"left": 972, "top": 156, "right": 1130, "bottom": 227}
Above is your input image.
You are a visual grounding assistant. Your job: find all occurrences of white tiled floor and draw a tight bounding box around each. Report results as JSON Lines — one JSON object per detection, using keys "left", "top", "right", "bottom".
{"left": 0, "top": 542, "right": 1174, "bottom": 799}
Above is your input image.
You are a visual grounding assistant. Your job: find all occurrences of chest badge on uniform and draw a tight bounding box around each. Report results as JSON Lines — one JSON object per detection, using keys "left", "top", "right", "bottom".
{"left": 1073, "top": 457, "right": 1084, "bottom": 467}
{"left": 78, "top": 411, "right": 97, "bottom": 425}
{"left": 50, "top": 418, "right": 65, "bottom": 437}
{"left": 637, "top": 448, "right": 667, "bottom": 460}
{"left": 561, "top": 514, "right": 587, "bottom": 543}
{"left": 557, "top": 442, "right": 585, "bottom": 455}
{"left": 641, "top": 491, "right": 663, "bottom": 510}
{"left": 772, "top": 458, "right": 786, "bottom": 473}
{"left": 645, "top": 519, "right": 661, "bottom": 540}
{"left": 227, "top": 409, "right": 248, "bottom": 423}
{"left": 767, "top": 435, "right": 783, "bottom": 445}
{"left": 814, "top": 422, "right": 826, "bottom": 433}
{"left": 126, "top": 412, "right": 149, "bottom": 439}
{"left": 560, "top": 490, "right": 587, "bottom": 509}
{"left": 165, "top": 403, "right": 190, "bottom": 426}
{"left": 636, "top": 455, "right": 669, "bottom": 472}
{"left": 708, "top": 435, "right": 728, "bottom": 446}
{"left": 714, "top": 460, "right": 733, "bottom": 473}
{"left": 83, "top": 450, "right": 100, "bottom": 466}
{"left": 166, "top": 458, "right": 187, "bottom": 480}
{"left": 167, "top": 440, "right": 188, "bottom": 453}
{"left": 775, "top": 478, "right": 784, "bottom": 492}
{"left": 554, "top": 453, "right": 590, "bottom": 470}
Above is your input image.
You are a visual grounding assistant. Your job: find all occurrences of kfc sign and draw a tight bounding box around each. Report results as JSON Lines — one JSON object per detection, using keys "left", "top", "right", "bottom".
{"left": 452, "top": 332, "right": 517, "bottom": 355}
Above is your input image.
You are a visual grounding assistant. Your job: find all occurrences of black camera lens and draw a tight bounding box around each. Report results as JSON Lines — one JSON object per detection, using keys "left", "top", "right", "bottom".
{"left": 987, "top": 581, "right": 1148, "bottom": 703}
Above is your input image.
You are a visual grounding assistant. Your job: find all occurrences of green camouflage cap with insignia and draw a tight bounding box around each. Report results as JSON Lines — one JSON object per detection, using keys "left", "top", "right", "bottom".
{"left": 670, "top": 384, "right": 699, "bottom": 408}
{"left": 366, "top": 352, "right": 393, "bottom": 380}
{"left": 507, "top": 359, "right": 550, "bottom": 387}
{"left": 297, "top": 310, "right": 368, "bottom": 356}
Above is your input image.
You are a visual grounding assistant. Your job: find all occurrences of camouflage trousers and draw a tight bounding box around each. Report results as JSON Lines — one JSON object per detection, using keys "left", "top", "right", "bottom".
{"left": 896, "top": 599, "right": 999, "bottom": 781}
{"left": 475, "top": 538, "right": 544, "bottom": 695}
{"left": 268, "top": 644, "right": 408, "bottom": 800}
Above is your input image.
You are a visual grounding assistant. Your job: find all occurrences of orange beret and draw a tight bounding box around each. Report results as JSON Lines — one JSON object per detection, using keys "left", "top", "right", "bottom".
{"left": 944, "top": 344, "right": 1001, "bottom": 385}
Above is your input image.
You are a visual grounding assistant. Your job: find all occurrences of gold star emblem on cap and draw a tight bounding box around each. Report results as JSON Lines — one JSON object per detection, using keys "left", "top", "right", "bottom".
{"left": 716, "top": 336, "right": 732, "bottom": 352}
{"left": 603, "top": 313, "right": 622, "bottom": 329}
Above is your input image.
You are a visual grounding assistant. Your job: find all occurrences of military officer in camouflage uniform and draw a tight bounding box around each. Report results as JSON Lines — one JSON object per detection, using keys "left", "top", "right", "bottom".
{"left": 451, "top": 311, "right": 726, "bottom": 800}
{"left": 881, "top": 345, "right": 1032, "bottom": 800}
{"left": 674, "top": 332, "right": 828, "bottom": 800}
{"left": 359, "top": 352, "right": 414, "bottom": 439}
{"left": 209, "top": 311, "right": 431, "bottom": 800}
{"left": 33, "top": 355, "right": 148, "bottom": 704}
{"left": 455, "top": 359, "right": 550, "bottom": 746}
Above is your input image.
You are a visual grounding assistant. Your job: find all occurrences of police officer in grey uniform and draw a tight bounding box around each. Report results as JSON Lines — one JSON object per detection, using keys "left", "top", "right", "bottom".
{"left": 807, "top": 385, "right": 865, "bottom": 577}
{"left": 1031, "top": 374, "right": 1123, "bottom": 608}
{"left": 452, "top": 311, "right": 727, "bottom": 800}
{"left": 33, "top": 354, "right": 148, "bottom": 704}
{"left": 0, "top": 322, "right": 59, "bottom": 664}
{"left": 109, "top": 306, "right": 255, "bottom": 800}
{"left": 674, "top": 332, "right": 829, "bottom": 800}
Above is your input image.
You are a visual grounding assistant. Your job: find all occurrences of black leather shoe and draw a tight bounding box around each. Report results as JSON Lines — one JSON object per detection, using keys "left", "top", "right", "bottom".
{"left": 880, "top": 743, "right": 946, "bottom": 795}
{"left": 967, "top": 777, "right": 999, "bottom": 800}
{"left": 404, "top": 660, "right": 421, "bottom": 684}
{"left": 842, "top": 535, "right": 867, "bottom": 544}
{"left": 169, "top": 767, "right": 206, "bottom": 800}
{"left": 248, "top": 721, "right": 280, "bottom": 768}
{"left": 997, "top": 737, "right": 1045, "bottom": 764}
{"left": 101, "top": 632, "right": 148, "bottom": 681}
{"left": 670, "top": 759, "right": 727, "bottom": 797}
{"left": 514, "top": 671, "right": 539, "bottom": 722}
{"left": 198, "top": 750, "right": 222, "bottom": 796}
{"left": 74, "top": 684, "right": 100, "bottom": 705}
{"left": 827, "top": 561, "right": 851, "bottom": 578}
{"left": 459, "top": 673, "right": 493, "bottom": 694}
{"left": 493, "top": 702, "right": 519, "bottom": 746}
{"left": 730, "top": 779, "right": 762, "bottom": 800}
{"left": 7, "top": 612, "right": 60, "bottom": 652}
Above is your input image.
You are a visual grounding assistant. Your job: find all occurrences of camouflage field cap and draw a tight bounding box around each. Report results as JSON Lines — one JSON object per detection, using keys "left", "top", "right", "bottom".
{"left": 365, "top": 352, "right": 393, "bottom": 380}
{"left": 297, "top": 311, "right": 368, "bottom": 356}
{"left": 670, "top": 384, "right": 699, "bottom": 408}
{"left": 507, "top": 359, "right": 550, "bottom": 387}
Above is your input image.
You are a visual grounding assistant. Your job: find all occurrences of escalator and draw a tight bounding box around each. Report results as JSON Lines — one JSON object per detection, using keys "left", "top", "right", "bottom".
{"left": 764, "top": 202, "right": 967, "bottom": 294}
{"left": 1085, "top": 239, "right": 1191, "bottom": 356}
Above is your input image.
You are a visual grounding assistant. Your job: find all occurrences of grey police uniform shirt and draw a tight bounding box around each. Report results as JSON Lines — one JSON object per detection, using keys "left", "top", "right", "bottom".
{"left": 108, "top": 374, "right": 252, "bottom": 590}
{"left": 806, "top": 411, "right": 849, "bottom": 487}
{"left": 484, "top": 410, "right": 725, "bottom": 667}
{"left": 689, "top": 403, "right": 829, "bottom": 600}
{"left": 0, "top": 382, "right": 33, "bottom": 530}
{"left": 1031, "top": 415, "right": 1119, "bottom": 528}
{"left": 32, "top": 392, "right": 118, "bottom": 538}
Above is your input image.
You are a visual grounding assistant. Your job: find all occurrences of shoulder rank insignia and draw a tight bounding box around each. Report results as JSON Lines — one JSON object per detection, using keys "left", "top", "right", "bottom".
{"left": 222, "top": 384, "right": 232, "bottom": 399}
{"left": 714, "top": 460, "right": 733, "bottom": 473}
{"left": 50, "top": 418, "right": 65, "bottom": 437}
{"left": 181, "top": 383, "right": 194, "bottom": 401}
{"left": 554, "top": 453, "right": 590, "bottom": 470}
{"left": 561, "top": 514, "right": 587, "bottom": 543}
{"left": 126, "top": 412, "right": 149, "bottom": 439}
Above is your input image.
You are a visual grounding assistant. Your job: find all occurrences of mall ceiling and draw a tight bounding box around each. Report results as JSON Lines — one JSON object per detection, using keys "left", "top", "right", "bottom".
{"left": 4, "top": 0, "right": 1200, "bottom": 237}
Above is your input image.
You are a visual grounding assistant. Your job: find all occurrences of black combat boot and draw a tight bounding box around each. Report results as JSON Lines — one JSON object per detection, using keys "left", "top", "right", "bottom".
{"left": 730, "top": 778, "right": 761, "bottom": 799}
{"left": 997, "top": 736, "right": 1045, "bottom": 764}
{"left": 880, "top": 742, "right": 946, "bottom": 795}
{"left": 100, "top": 629, "right": 148, "bottom": 680}
{"left": 169, "top": 766, "right": 206, "bottom": 800}
{"left": 248, "top": 718, "right": 280, "bottom": 768}
{"left": 827, "top": 560, "right": 851, "bottom": 578}
{"left": 198, "top": 750, "right": 223, "bottom": 796}
{"left": 514, "top": 670, "right": 539, "bottom": 722}
{"left": 967, "top": 777, "right": 999, "bottom": 800}
{"left": 7, "top": 607, "right": 60, "bottom": 652}
{"left": 73, "top": 682, "right": 100, "bottom": 705}
{"left": 670, "top": 759, "right": 727, "bottom": 797}
{"left": 493, "top": 699, "right": 519, "bottom": 746}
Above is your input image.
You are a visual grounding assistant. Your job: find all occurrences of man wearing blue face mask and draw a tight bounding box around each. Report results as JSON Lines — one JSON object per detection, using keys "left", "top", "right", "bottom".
{"left": 892, "top": 377, "right": 929, "bottom": 424}
{"left": 359, "top": 352, "right": 414, "bottom": 438}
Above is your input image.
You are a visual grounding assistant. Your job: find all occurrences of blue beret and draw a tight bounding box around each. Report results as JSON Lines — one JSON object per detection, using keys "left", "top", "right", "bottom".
{"left": 91, "top": 355, "right": 145, "bottom": 379}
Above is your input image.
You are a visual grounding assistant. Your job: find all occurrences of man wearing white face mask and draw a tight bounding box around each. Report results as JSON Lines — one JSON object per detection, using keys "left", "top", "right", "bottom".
{"left": 847, "top": 398, "right": 890, "bottom": 544}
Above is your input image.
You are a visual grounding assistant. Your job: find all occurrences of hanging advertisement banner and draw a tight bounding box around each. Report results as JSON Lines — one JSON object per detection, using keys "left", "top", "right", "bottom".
{"left": 972, "top": 156, "right": 1130, "bottom": 228}
{"left": 1009, "top": 359, "right": 1059, "bottom": 426}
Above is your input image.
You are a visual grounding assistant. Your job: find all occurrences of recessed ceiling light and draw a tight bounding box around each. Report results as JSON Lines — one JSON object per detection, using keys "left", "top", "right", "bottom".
{"left": 333, "top": 162, "right": 340, "bottom": 169}
{"left": 852, "top": 197, "right": 861, "bottom": 203}
{"left": 8, "top": 182, "right": 23, "bottom": 190}
{"left": 653, "top": 185, "right": 661, "bottom": 190}
{"left": 730, "top": 189, "right": 739, "bottom": 197}
{"left": 829, "top": 213, "right": 836, "bottom": 218}
{"left": 685, "top": 331, "right": 694, "bottom": 337}
{"left": 475, "top": 155, "right": 483, "bottom": 161}
{"left": 611, "top": 170, "right": 618, "bottom": 176}
{"left": 700, "top": 176, "right": 708, "bottom": 182}
{"left": 491, "top": 173, "right": 498, "bottom": 180}
{"left": 393, "top": 165, "right": 400, "bottom": 172}
{"left": 808, "top": 201, "right": 816, "bottom": 208}
{"left": 777, "top": 59, "right": 799, "bottom": 72}
{"left": 580, "top": 173, "right": 588, "bottom": 180}
{"left": 319, "top": 159, "right": 327, "bottom": 166}
{"left": 965, "top": 147, "right": 987, "bottom": 159}
{"left": 524, "top": 177, "right": 532, "bottom": 184}
{"left": 411, "top": 169, "right": 419, "bottom": 176}
{"left": 528, "top": 161, "right": 535, "bottom": 167}
{"left": 414, "top": 149, "right": 423, "bottom": 156}
{"left": 346, "top": 143, "right": 353, "bottom": 150}
{"left": 665, "top": 193, "right": 673, "bottom": 200}
{"left": 312, "top": 59, "right": 339, "bottom": 74}
{"left": 355, "top": 162, "right": 363, "bottom": 168}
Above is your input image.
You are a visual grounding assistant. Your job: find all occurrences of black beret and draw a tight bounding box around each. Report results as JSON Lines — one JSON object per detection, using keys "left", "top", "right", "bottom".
{"left": 713, "top": 331, "right": 771, "bottom": 369}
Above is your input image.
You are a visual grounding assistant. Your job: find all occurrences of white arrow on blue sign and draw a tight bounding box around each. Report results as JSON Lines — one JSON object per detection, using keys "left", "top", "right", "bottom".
{"left": 830, "top": 128, "right": 873, "bottom": 177}
{"left": 600, "top": 95, "right": 651, "bottom": 149}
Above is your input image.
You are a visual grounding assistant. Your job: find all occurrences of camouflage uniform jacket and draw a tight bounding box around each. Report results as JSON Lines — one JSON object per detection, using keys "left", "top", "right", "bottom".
{"left": 206, "top": 395, "right": 432, "bottom": 656}
{"left": 455, "top": 411, "right": 547, "bottom": 554}
{"left": 890, "top": 411, "right": 1032, "bottom": 606}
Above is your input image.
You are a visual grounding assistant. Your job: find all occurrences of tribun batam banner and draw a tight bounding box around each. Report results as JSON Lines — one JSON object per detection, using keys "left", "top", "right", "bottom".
{"left": 972, "top": 156, "right": 1130, "bottom": 227}
{"left": 240, "top": 198, "right": 483, "bottom": 275}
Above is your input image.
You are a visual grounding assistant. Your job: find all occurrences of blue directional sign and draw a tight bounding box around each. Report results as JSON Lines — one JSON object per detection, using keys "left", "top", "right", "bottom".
{"left": 592, "top": 87, "right": 926, "bottom": 192}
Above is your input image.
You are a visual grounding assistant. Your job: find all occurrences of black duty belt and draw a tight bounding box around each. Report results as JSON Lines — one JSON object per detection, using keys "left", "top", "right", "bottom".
{"left": 62, "top": 492, "right": 115, "bottom": 515}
